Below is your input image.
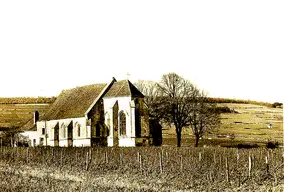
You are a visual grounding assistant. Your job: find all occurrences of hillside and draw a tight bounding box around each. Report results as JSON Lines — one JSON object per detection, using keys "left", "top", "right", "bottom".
{"left": 0, "top": 98, "right": 53, "bottom": 131}
{"left": 163, "top": 103, "right": 283, "bottom": 147}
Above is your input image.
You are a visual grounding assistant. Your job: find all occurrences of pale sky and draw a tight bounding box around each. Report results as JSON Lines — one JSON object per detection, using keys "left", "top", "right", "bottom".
{"left": 0, "top": 1, "right": 283, "bottom": 103}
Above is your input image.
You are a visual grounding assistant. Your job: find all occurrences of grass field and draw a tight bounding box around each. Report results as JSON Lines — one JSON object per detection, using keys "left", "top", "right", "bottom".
{"left": 0, "top": 104, "right": 50, "bottom": 129}
{"left": 163, "top": 103, "right": 283, "bottom": 147}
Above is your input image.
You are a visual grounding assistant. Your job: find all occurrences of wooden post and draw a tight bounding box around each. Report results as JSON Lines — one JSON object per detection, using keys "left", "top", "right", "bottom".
{"left": 119, "top": 153, "right": 122, "bottom": 166}
{"left": 105, "top": 151, "right": 108, "bottom": 164}
{"left": 159, "top": 151, "right": 163, "bottom": 174}
{"left": 60, "top": 149, "right": 63, "bottom": 165}
{"left": 26, "top": 148, "right": 29, "bottom": 164}
{"left": 85, "top": 151, "right": 89, "bottom": 171}
{"left": 86, "top": 150, "right": 92, "bottom": 171}
{"left": 248, "top": 155, "right": 252, "bottom": 178}
{"left": 51, "top": 148, "right": 54, "bottom": 163}
{"left": 225, "top": 157, "right": 230, "bottom": 182}
{"left": 180, "top": 155, "right": 183, "bottom": 172}
{"left": 139, "top": 153, "right": 142, "bottom": 173}
{"left": 199, "top": 152, "right": 202, "bottom": 162}
{"left": 89, "top": 148, "right": 92, "bottom": 164}
{"left": 236, "top": 149, "right": 239, "bottom": 169}
{"left": 265, "top": 156, "right": 269, "bottom": 174}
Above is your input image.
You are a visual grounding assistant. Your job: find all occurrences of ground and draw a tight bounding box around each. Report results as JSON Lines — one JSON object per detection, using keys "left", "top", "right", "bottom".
{"left": 163, "top": 103, "right": 283, "bottom": 147}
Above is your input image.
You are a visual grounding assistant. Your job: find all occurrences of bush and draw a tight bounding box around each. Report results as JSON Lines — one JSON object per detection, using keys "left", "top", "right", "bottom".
{"left": 266, "top": 141, "right": 279, "bottom": 149}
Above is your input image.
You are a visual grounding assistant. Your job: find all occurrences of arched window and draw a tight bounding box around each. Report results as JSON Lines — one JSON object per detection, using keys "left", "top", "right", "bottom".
{"left": 119, "top": 111, "right": 126, "bottom": 135}
{"left": 77, "top": 125, "right": 81, "bottom": 137}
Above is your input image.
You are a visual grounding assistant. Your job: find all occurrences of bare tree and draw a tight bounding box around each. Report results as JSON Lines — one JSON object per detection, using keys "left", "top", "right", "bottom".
{"left": 134, "top": 80, "right": 162, "bottom": 119}
{"left": 188, "top": 89, "right": 220, "bottom": 147}
{"left": 157, "top": 73, "right": 195, "bottom": 147}
{"left": 157, "top": 73, "right": 220, "bottom": 147}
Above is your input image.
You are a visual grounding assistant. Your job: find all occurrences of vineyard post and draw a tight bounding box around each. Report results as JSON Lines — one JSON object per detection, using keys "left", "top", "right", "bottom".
{"left": 265, "top": 156, "right": 269, "bottom": 174}
{"left": 26, "top": 147, "right": 29, "bottom": 164}
{"left": 180, "top": 155, "right": 183, "bottom": 172}
{"left": 137, "top": 152, "right": 140, "bottom": 164}
{"left": 51, "top": 148, "right": 54, "bottom": 163}
{"left": 85, "top": 151, "right": 89, "bottom": 171}
{"left": 85, "top": 150, "right": 92, "bottom": 171}
{"left": 60, "top": 148, "right": 63, "bottom": 165}
{"left": 139, "top": 153, "right": 143, "bottom": 173}
{"left": 89, "top": 148, "right": 92, "bottom": 167}
{"left": 159, "top": 151, "right": 163, "bottom": 174}
{"left": 119, "top": 153, "right": 122, "bottom": 166}
{"left": 105, "top": 151, "right": 108, "bottom": 163}
{"left": 248, "top": 154, "right": 252, "bottom": 178}
{"left": 225, "top": 157, "right": 230, "bottom": 182}
{"left": 236, "top": 149, "right": 239, "bottom": 169}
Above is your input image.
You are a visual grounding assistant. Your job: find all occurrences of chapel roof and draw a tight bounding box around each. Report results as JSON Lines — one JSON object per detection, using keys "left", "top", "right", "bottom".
{"left": 104, "top": 80, "right": 144, "bottom": 98}
{"left": 41, "top": 83, "right": 107, "bottom": 120}
{"left": 39, "top": 79, "right": 144, "bottom": 121}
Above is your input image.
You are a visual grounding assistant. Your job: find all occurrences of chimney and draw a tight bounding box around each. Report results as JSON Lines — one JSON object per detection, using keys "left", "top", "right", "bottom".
{"left": 34, "top": 111, "right": 39, "bottom": 124}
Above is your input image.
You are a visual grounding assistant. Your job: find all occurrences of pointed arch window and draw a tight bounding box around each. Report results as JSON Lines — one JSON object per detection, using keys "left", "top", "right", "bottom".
{"left": 119, "top": 111, "right": 126, "bottom": 135}
{"left": 78, "top": 125, "right": 81, "bottom": 137}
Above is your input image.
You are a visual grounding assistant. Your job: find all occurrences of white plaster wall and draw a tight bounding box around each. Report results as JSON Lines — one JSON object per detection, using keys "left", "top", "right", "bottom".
{"left": 21, "top": 131, "right": 39, "bottom": 147}
{"left": 36, "top": 121, "right": 46, "bottom": 146}
{"left": 107, "top": 137, "right": 114, "bottom": 147}
{"left": 73, "top": 139, "right": 91, "bottom": 147}
{"left": 103, "top": 97, "right": 132, "bottom": 137}
{"left": 104, "top": 96, "right": 138, "bottom": 147}
{"left": 36, "top": 117, "right": 88, "bottom": 147}
{"left": 118, "top": 137, "right": 135, "bottom": 147}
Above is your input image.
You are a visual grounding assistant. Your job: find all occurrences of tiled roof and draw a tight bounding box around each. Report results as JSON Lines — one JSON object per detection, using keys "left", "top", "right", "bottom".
{"left": 41, "top": 83, "right": 107, "bottom": 120}
{"left": 104, "top": 80, "right": 144, "bottom": 98}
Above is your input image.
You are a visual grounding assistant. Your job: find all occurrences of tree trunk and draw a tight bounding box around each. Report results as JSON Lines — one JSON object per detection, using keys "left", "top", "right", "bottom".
{"left": 195, "top": 136, "right": 199, "bottom": 147}
{"left": 177, "top": 130, "right": 181, "bottom": 147}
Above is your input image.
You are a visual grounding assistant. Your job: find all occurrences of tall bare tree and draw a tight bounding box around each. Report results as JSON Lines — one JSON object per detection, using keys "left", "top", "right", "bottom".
{"left": 157, "top": 73, "right": 195, "bottom": 147}
{"left": 188, "top": 89, "right": 220, "bottom": 147}
{"left": 157, "top": 73, "right": 220, "bottom": 147}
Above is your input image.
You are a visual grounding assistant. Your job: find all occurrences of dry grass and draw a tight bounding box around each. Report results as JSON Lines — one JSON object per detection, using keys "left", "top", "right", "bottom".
{"left": 163, "top": 103, "right": 283, "bottom": 146}
{"left": 1, "top": 146, "right": 284, "bottom": 191}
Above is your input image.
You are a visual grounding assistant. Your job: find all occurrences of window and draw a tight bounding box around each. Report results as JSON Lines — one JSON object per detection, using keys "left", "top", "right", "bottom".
{"left": 40, "top": 138, "right": 44, "bottom": 145}
{"left": 119, "top": 111, "right": 126, "bottom": 135}
{"left": 78, "top": 125, "right": 81, "bottom": 137}
{"left": 96, "top": 124, "right": 100, "bottom": 137}
{"left": 42, "top": 128, "right": 45, "bottom": 135}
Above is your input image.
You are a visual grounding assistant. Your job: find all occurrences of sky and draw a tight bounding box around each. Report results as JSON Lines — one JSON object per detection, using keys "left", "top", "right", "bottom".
{"left": 0, "top": 1, "right": 283, "bottom": 103}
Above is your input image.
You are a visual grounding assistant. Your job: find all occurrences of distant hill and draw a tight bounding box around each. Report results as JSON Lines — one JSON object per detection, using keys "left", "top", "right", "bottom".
{"left": 207, "top": 97, "right": 282, "bottom": 108}
{"left": 0, "top": 97, "right": 56, "bottom": 104}
{"left": 0, "top": 97, "right": 54, "bottom": 131}
{"left": 163, "top": 103, "right": 283, "bottom": 146}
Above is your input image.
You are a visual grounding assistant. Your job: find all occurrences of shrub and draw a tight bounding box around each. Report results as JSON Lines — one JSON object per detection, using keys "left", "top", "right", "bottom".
{"left": 266, "top": 141, "right": 279, "bottom": 149}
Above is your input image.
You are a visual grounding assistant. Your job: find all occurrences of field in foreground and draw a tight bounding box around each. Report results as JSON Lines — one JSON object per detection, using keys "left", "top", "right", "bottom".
{"left": 1, "top": 147, "right": 284, "bottom": 191}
